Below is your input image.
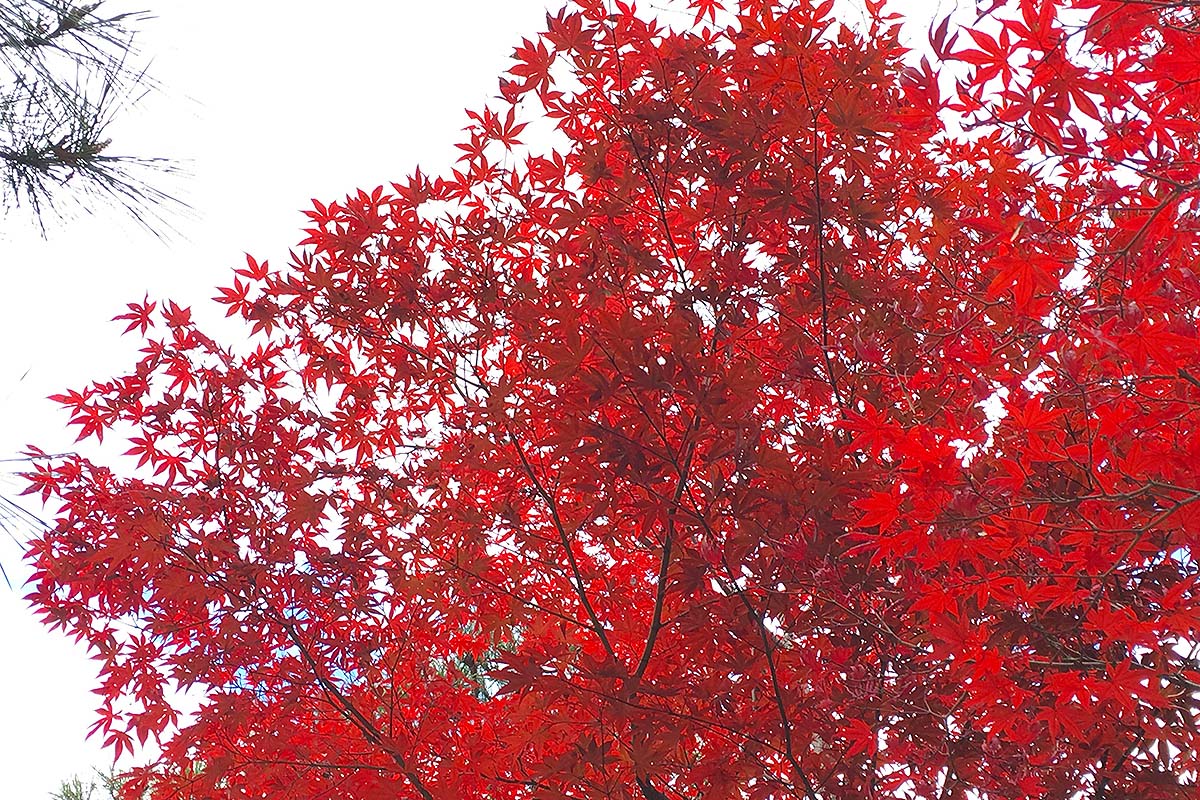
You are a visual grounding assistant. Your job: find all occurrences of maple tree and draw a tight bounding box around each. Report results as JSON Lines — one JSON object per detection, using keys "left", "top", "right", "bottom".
{"left": 20, "top": 0, "right": 1200, "bottom": 797}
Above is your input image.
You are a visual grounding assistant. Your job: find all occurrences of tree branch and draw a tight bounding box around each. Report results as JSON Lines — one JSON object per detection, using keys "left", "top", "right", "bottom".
{"left": 278, "top": 619, "right": 435, "bottom": 800}
{"left": 505, "top": 422, "right": 619, "bottom": 663}
{"left": 633, "top": 414, "right": 701, "bottom": 685}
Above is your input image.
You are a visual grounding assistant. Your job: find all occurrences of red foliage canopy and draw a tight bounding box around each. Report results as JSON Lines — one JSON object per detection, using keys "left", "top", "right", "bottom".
{"left": 23, "top": 0, "right": 1200, "bottom": 797}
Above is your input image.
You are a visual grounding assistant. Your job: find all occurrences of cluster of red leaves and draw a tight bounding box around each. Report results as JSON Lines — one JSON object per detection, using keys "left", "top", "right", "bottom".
{"left": 22, "top": 0, "right": 1200, "bottom": 798}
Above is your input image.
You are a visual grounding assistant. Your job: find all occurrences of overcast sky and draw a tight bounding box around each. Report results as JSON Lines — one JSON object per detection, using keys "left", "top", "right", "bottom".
{"left": 0, "top": 1, "right": 952, "bottom": 795}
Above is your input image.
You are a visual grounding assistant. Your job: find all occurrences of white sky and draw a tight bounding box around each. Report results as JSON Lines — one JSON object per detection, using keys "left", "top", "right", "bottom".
{"left": 0, "top": 3, "right": 550, "bottom": 795}
{"left": 0, "top": 1, "right": 953, "bottom": 796}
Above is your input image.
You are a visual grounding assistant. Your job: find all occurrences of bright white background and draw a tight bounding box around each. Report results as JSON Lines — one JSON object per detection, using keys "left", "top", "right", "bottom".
{"left": 0, "top": 3, "right": 549, "bottom": 795}
{"left": 0, "top": 1, "right": 947, "bottom": 795}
